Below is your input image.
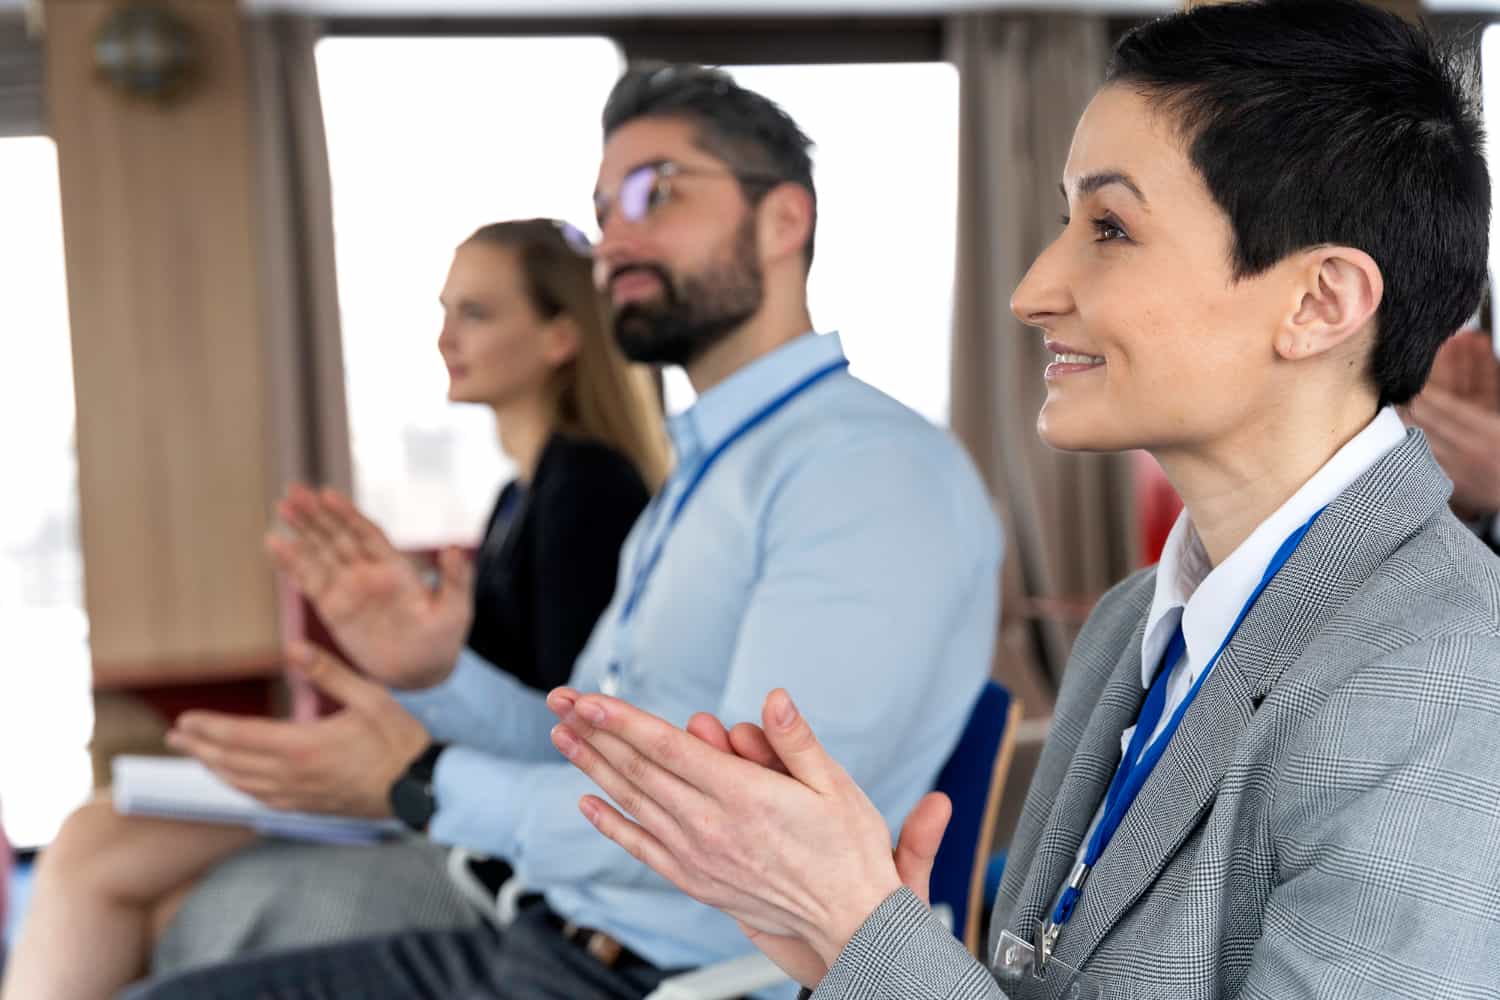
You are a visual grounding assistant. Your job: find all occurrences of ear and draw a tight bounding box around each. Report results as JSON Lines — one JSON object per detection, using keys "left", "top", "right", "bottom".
{"left": 541, "top": 314, "right": 582, "bottom": 367}
{"left": 756, "top": 183, "right": 814, "bottom": 268}
{"left": 1276, "top": 246, "right": 1383, "bottom": 363}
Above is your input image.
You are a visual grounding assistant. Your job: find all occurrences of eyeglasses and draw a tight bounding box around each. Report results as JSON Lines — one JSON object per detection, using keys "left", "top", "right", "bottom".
{"left": 550, "top": 219, "right": 595, "bottom": 257}
{"left": 593, "top": 160, "right": 785, "bottom": 230}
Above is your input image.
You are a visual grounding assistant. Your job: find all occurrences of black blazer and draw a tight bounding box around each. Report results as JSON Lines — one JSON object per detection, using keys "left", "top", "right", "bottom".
{"left": 464, "top": 434, "right": 650, "bottom": 693}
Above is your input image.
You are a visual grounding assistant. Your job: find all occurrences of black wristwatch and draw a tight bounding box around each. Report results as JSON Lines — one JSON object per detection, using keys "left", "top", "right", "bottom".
{"left": 389, "top": 742, "right": 447, "bottom": 833}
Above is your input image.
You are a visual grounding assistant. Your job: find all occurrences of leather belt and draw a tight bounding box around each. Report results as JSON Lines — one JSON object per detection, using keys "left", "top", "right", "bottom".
{"left": 534, "top": 904, "right": 655, "bottom": 971}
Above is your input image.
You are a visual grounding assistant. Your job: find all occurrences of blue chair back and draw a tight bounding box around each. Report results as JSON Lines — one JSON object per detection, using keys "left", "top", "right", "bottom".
{"left": 928, "top": 681, "right": 1019, "bottom": 955}
{"left": 0, "top": 807, "right": 8, "bottom": 954}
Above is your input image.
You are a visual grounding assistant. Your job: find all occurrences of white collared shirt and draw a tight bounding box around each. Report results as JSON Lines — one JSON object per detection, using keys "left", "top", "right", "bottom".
{"left": 1135, "top": 406, "right": 1406, "bottom": 749}
{"left": 1134, "top": 407, "right": 1404, "bottom": 749}
{"left": 1076, "top": 407, "right": 1407, "bottom": 862}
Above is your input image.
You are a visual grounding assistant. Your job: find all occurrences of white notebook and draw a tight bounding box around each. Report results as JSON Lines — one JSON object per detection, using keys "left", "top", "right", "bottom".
{"left": 111, "top": 755, "right": 403, "bottom": 844}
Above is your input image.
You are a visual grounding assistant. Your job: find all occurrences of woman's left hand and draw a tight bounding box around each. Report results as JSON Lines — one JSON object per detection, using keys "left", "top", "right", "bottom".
{"left": 546, "top": 686, "right": 912, "bottom": 969}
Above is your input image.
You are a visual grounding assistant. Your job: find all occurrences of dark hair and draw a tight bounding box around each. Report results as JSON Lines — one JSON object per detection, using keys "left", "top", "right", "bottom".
{"left": 602, "top": 63, "right": 818, "bottom": 269}
{"left": 1107, "top": 0, "right": 1490, "bottom": 406}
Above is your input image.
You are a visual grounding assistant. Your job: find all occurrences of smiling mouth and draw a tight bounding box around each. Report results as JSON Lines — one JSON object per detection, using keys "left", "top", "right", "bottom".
{"left": 1043, "top": 344, "right": 1106, "bottom": 381}
{"left": 1050, "top": 352, "right": 1105, "bottom": 366}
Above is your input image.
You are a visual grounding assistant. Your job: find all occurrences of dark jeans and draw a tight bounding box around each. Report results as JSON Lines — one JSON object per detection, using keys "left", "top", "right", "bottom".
{"left": 119, "top": 906, "right": 679, "bottom": 1000}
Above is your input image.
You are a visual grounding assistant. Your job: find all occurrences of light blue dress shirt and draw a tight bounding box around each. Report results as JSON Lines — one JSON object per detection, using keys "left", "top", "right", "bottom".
{"left": 396, "top": 331, "right": 1002, "bottom": 992}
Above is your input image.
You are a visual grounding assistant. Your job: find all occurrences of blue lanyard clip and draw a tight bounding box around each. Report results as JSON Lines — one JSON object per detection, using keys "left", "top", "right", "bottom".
{"left": 1034, "top": 505, "right": 1326, "bottom": 970}
{"left": 1037, "top": 860, "right": 1090, "bottom": 971}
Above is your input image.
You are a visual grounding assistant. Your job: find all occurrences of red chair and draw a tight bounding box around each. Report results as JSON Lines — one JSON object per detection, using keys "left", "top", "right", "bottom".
{"left": 128, "top": 679, "right": 279, "bottom": 727}
{"left": 1133, "top": 450, "right": 1183, "bottom": 567}
{"left": 116, "top": 548, "right": 457, "bottom": 730}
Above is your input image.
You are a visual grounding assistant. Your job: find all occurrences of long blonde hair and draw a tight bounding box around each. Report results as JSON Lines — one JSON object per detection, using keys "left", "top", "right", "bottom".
{"left": 465, "top": 219, "right": 671, "bottom": 492}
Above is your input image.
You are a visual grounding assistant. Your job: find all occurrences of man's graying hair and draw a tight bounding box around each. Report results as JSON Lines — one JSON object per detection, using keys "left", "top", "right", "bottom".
{"left": 602, "top": 63, "right": 818, "bottom": 269}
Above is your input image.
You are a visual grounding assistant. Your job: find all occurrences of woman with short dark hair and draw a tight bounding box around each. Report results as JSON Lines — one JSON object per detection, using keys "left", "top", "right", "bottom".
{"left": 549, "top": 3, "right": 1500, "bottom": 997}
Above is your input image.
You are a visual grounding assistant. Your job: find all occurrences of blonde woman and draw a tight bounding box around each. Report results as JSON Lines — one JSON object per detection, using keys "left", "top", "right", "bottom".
{"left": 2, "top": 219, "right": 669, "bottom": 1000}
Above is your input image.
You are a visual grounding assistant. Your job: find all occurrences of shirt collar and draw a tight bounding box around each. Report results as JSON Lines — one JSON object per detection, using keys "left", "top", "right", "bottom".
{"left": 666, "top": 331, "right": 846, "bottom": 465}
{"left": 1140, "top": 406, "right": 1407, "bottom": 687}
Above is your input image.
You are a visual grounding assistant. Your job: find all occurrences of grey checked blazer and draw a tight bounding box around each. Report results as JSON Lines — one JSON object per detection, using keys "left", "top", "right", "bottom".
{"left": 810, "top": 430, "right": 1500, "bottom": 999}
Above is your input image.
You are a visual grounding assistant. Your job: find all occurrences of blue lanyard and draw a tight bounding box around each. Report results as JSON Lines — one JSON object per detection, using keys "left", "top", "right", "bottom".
{"left": 1041, "top": 505, "right": 1325, "bottom": 948}
{"left": 618, "top": 357, "right": 850, "bottom": 625}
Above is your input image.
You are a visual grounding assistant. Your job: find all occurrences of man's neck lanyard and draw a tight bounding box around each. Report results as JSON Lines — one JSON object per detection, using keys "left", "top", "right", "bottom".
{"left": 600, "top": 357, "right": 850, "bottom": 695}
{"left": 1035, "top": 506, "right": 1325, "bottom": 969}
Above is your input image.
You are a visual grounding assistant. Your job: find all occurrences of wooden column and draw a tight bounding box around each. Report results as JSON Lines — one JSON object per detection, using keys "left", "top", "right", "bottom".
{"left": 44, "top": 0, "right": 283, "bottom": 687}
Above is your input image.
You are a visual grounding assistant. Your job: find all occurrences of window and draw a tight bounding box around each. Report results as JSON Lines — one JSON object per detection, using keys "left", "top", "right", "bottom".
{"left": 0, "top": 137, "right": 92, "bottom": 848}
{"left": 317, "top": 36, "right": 624, "bottom": 548}
{"left": 662, "top": 62, "right": 959, "bottom": 424}
{"left": 318, "top": 46, "right": 961, "bottom": 533}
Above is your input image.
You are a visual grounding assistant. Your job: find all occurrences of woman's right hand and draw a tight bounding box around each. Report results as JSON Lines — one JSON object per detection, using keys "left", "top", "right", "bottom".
{"left": 680, "top": 711, "right": 954, "bottom": 990}
{"left": 265, "top": 484, "right": 474, "bottom": 689}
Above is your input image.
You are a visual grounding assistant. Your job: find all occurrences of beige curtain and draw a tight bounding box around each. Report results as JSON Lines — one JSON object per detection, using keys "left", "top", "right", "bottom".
{"left": 947, "top": 14, "right": 1137, "bottom": 712}
{"left": 0, "top": 15, "right": 42, "bottom": 137}
{"left": 247, "top": 14, "right": 352, "bottom": 498}
{"left": 245, "top": 15, "right": 352, "bottom": 717}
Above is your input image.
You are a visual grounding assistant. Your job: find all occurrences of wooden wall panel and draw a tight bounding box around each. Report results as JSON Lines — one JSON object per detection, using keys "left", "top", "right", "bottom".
{"left": 44, "top": 0, "right": 282, "bottom": 685}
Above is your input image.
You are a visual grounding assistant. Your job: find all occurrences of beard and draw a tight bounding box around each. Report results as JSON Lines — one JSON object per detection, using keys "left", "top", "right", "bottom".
{"left": 610, "top": 218, "right": 763, "bottom": 368}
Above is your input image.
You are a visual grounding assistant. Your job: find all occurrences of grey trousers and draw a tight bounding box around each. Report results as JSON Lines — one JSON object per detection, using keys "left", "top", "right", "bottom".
{"left": 122, "top": 905, "right": 682, "bottom": 1000}
{"left": 154, "top": 837, "right": 479, "bottom": 975}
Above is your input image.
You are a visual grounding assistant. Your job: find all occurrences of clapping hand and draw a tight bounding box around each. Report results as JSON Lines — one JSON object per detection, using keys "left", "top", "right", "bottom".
{"left": 265, "top": 484, "right": 474, "bottom": 689}
{"left": 167, "top": 642, "right": 430, "bottom": 817}
{"left": 546, "top": 687, "right": 952, "bottom": 988}
{"left": 1407, "top": 331, "right": 1500, "bottom": 521}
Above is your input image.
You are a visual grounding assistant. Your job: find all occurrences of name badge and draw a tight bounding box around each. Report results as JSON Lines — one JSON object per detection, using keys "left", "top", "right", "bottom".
{"left": 990, "top": 924, "right": 1101, "bottom": 999}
